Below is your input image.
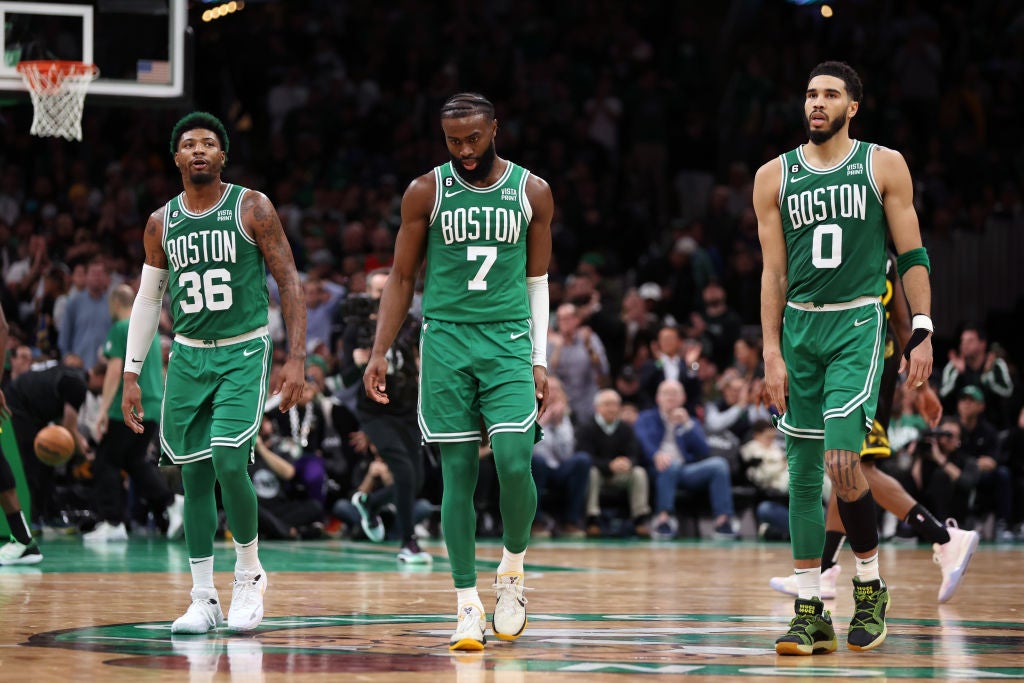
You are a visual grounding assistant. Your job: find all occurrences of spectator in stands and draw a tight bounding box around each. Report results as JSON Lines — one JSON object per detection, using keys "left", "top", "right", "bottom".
{"left": 57, "top": 256, "right": 111, "bottom": 370}
{"left": 899, "top": 417, "right": 977, "bottom": 527}
{"left": 999, "top": 405, "right": 1024, "bottom": 540}
{"left": 578, "top": 389, "right": 651, "bottom": 538}
{"left": 695, "top": 282, "right": 743, "bottom": 371}
{"left": 251, "top": 423, "right": 325, "bottom": 540}
{"left": 940, "top": 323, "right": 1015, "bottom": 429}
{"left": 956, "top": 385, "right": 1014, "bottom": 540}
{"left": 635, "top": 379, "right": 737, "bottom": 540}
{"left": 638, "top": 325, "right": 703, "bottom": 415}
{"left": 547, "top": 303, "right": 609, "bottom": 424}
{"left": 532, "top": 376, "right": 592, "bottom": 539}
{"left": 703, "top": 372, "right": 772, "bottom": 454}
{"left": 739, "top": 419, "right": 792, "bottom": 540}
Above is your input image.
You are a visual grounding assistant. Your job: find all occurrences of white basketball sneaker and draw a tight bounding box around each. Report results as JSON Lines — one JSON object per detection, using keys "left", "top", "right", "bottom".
{"left": 171, "top": 588, "right": 224, "bottom": 634}
{"left": 768, "top": 564, "right": 841, "bottom": 600}
{"left": 83, "top": 521, "right": 128, "bottom": 542}
{"left": 449, "top": 603, "right": 487, "bottom": 651}
{"left": 166, "top": 494, "right": 185, "bottom": 540}
{"left": 933, "top": 520, "right": 980, "bottom": 603}
{"left": 227, "top": 569, "right": 268, "bottom": 631}
{"left": 492, "top": 571, "right": 528, "bottom": 640}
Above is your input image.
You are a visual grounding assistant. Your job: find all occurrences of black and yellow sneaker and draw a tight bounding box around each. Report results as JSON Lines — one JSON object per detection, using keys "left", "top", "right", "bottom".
{"left": 847, "top": 577, "right": 890, "bottom": 651}
{"left": 775, "top": 597, "right": 838, "bottom": 656}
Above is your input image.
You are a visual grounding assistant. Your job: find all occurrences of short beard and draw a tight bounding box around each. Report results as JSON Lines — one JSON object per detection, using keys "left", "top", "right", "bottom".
{"left": 450, "top": 142, "right": 496, "bottom": 183}
{"left": 805, "top": 111, "right": 847, "bottom": 145}
{"left": 189, "top": 170, "right": 217, "bottom": 185}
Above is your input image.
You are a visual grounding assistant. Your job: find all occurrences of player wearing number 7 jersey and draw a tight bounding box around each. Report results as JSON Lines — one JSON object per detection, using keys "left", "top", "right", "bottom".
{"left": 121, "top": 112, "right": 307, "bottom": 635}
{"left": 755, "top": 62, "right": 934, "bottom": 655}
{"left": 364, "top": 93, "right": 552, "bottom": 651}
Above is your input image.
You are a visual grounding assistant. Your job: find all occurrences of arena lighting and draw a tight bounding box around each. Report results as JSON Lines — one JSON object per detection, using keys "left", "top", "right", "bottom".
{"left": 201, "top": 0, "right": 245, "bottom": 23}
{"left": 821, "top": 4, "right": 834, "bottom": 18}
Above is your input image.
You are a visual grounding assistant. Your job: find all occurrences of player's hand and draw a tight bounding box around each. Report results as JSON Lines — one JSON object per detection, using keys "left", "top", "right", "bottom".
{"left": 533, "top": 366, "right": 549, "bottom": 419}
{"left": 95, "top": 412, "right": 109, "bottom": 440}
{"left": 898, "top": 334, "right": 933, "bottom": 389}
{"left": 274, "top": 356, "right": 306, "bottom": 412}
{"left": 363, "top": 354, "right": 390, "bottom": 404}
{"left": 762, "top": 351, "right": 788, "bottom": 414}
{"left": 914, "top": 383, "right": 943, "bottom": 427}
{"left": 121, "top": 375, "right": 145, "bottom": 434}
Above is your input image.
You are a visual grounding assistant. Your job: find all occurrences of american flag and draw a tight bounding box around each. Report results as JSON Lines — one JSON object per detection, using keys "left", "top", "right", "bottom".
{"left": 137, "top": 60, "right": 171, "bottom": 84}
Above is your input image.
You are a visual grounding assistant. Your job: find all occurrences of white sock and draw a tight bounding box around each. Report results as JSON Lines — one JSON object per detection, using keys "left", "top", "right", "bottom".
{"left": 795, "top": 567, "right": 821, "bottom": 600}
{"left": 189, "top": 556, "right": 216, "bottom": 592}
{"left": 855, "top": 552, "right": 880, "bottom": 582}
{"left": 456, "top": 587, "right": 482, "bottom": 613}
{"left": 234, "top": 537, "right": 261, "bottom": 574}
{"left": 497, "top": 547, "right": 526, "bottom": 575}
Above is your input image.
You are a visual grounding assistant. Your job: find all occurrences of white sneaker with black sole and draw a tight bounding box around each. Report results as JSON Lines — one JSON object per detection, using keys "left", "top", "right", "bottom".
{"left": 0, "top": 537, "right": 43, "bottom": 565}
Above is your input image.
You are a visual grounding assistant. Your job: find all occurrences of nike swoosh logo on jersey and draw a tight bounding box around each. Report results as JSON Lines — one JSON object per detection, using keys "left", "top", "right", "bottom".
{"left": 790, "top": 175, "right": 811, "bottom": 183}
{"left": 853, "top": 317, "right": 872, "bottom": 327}
{"left": 243, "top": 347, "right": 261, "bottom": 357}
{"left": 510, "top": 330, "right": 529, "bottom": 340}
{"left": 168, "top": 217, "right": 187, "bottom": 229}
{"left": 444, "top": 189, "right": 465, "bottom": 198}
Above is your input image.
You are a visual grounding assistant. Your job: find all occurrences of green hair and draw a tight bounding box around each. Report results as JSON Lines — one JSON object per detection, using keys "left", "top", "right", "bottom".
{"left": 169, "top": 111, "right": 230, "bottom": 156}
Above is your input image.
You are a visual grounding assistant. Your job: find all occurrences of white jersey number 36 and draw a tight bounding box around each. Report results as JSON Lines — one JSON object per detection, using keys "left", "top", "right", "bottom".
{"left": 179, "top": 268, "right": 233, "bottom": 313}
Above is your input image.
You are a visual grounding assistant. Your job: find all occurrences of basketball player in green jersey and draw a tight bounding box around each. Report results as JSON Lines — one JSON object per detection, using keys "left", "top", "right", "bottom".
{"left": 121, "top": 112, "right": 307, "bottom": 635}
{"left": 756, "top": 61, "right": 934, "bottom": 655}
{"left": 364, "top": 93, "right": 552, "bottom": 651}
{"left": 769, "top": 252, "right": 978, "bottom": 603}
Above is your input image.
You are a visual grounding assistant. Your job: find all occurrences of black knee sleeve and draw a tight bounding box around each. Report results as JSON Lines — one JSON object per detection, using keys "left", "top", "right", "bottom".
{"left": 835, "top": 491, "right": 879, "bottom": 554}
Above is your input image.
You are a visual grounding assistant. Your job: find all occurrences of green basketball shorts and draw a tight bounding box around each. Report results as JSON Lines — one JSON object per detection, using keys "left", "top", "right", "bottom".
{"left": 160, "top": 330, "right": 272, "bottom": 465}
{"left": 776, "top": 297, "right": 886, "bottom": 453}
{"left": 418, "top": 318, "right": 538, "bottom": 443}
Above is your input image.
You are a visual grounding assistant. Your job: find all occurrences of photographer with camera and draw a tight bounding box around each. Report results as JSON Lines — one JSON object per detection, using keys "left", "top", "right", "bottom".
{"left": 899, "top": 418, "right": 979, "bottom": 531}
{"left": 340, "top": 268, "right": 430, "bottom": 564}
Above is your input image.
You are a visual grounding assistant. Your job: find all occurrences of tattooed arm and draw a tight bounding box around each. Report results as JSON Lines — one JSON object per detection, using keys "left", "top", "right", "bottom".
{"left": 243, "top": 189, "right": 307, "bottom": 412}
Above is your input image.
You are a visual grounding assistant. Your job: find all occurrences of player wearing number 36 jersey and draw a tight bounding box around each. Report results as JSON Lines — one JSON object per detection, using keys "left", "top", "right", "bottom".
{"left": 365, "top": 93, "right": 552, "bottom": 651}
{"left": 756, "top": 61, "right": 934, "bottom": 655}
{"left": 121, "top": 112, "right": 307, "bottom": 636}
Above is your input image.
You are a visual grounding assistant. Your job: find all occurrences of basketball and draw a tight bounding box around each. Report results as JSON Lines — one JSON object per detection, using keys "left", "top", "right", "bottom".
{"left": 33, "top": 425, "right": 76, "bottom": 466}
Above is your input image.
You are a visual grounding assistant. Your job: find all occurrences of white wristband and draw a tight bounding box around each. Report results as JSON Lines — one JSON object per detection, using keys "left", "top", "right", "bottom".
{"left": 911, "top": 314, "right": 934, "bottom": 333}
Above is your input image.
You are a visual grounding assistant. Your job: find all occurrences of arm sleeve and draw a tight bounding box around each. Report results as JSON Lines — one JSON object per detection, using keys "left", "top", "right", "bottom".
{"left": 124, "top": 264, "right": 169, "bottom": 375}
{"left": 526, "top": 274, "right": 549, "bottom": 368}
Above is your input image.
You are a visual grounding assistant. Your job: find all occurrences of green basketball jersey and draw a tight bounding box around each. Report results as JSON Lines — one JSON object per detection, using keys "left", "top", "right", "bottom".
{"left": 423, "top": 161, "right": 532, "bottom": 323}
{"left": 778, "top": 140, "right": 887, "bottom": 304}
{"left": 103, "top": 318, "right": 162, "bottom": 420}
{"left": 162, "top": 184, "right": 269, "bottom": 338}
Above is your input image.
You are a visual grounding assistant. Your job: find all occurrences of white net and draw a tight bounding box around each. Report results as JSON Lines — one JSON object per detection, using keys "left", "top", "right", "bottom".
{"left": 16, "top": 61, "right": 99, "bottom": 142}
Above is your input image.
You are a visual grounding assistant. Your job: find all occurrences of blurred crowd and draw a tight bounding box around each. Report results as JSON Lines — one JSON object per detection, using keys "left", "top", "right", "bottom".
{"left": 2, "top": 1, "right": 1024, "bottom": 544}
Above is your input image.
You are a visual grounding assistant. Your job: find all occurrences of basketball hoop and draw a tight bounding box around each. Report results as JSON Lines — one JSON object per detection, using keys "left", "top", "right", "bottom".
{"left": 16, "top": 60, "right": 99, "bottom": 142}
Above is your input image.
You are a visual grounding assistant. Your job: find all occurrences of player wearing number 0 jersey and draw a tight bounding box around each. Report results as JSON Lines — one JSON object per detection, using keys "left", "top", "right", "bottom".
{"left": 121, "top": 112, "right": 307, "bottom": 636}
{"left": 365, "top": 93, "right": 552, "bottom": 651}
{"left": 757, "top": 61, "right": 934, "bottom": 655}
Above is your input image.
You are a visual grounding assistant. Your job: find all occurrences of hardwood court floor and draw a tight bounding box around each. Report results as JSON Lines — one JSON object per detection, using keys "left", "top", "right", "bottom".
{"left": 0, "top": 535, "right": 1021, "bottom": 682}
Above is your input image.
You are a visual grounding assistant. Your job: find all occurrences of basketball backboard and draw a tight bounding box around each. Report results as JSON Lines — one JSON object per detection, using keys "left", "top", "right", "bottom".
{"left": 0, "top": 0, "right": 188, "bottom": 100}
